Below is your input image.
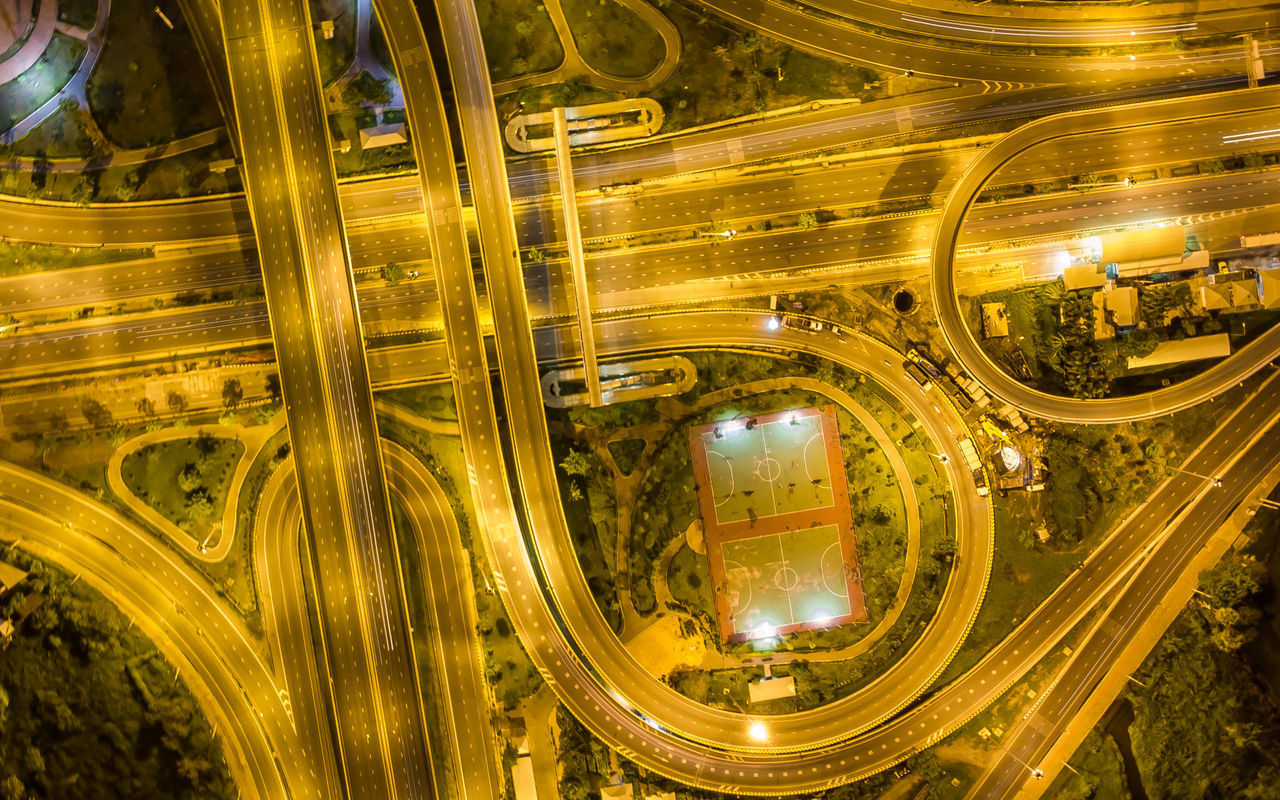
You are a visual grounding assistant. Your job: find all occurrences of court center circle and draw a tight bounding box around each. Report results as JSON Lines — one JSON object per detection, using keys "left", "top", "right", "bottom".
{"left": 756, "top": 456, "right": 782, "bottom": 483}
{"left": 774, "top": 565, "right": 799, "bottom": 592}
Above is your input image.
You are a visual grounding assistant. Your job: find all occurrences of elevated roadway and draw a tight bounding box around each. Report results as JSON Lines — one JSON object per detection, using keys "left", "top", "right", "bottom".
{"left": 931, "top": 84, "right": 1280, "bottom": 423}
{"left": 0, "top": 463, "right": 304, "bottom": 799}
{"left": 967, "top": 414, "right": 1280, "bottom": 799}
{"left": 218, "top": 0, "right": 433, "bottom": 795}
{"left": 695, "top": 0, "right": 1278, "bottom": 82}
{"left": 382, "top": 309, "right": 1280, "bottom": 793}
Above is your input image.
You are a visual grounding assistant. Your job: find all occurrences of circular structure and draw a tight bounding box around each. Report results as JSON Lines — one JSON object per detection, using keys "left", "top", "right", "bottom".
{"left": 892, "top": 288, "right": 916, "bottom": 315}
{"left": 0, "top": 0, "right": 31, "bottom": 55}
{"left": 755, "top": 455, "right": 782, "bottom": 483}
{"left": 707, "top": 449, "right": 735, "bottom": 506}
{"left": 773, "top": 565, "right": 800, "bottom": 592}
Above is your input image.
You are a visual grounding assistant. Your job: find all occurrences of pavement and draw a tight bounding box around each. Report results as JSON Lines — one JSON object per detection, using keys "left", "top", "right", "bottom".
{"left": 965, "top": 416, "right": 1280, "bottom": 799}
{"left": 105, "top": 415, "right": 286, "bottom": 561}
{"left": 218, "top": 0, "right": 434, "bottom": 794}
{"left": 0, "top": 0, "right": 54, "bottom": 85}
{"left": 489, "top": 0, "right": 680, "bottom": 96}
{"left": 931, "top": 83, "right": 1280, "bottom": 423}
{"left": 0, "top": 461, "right": 301, "bottom": 799}
{"left": 5, "top": 0, "right": 110, "bottom": 142}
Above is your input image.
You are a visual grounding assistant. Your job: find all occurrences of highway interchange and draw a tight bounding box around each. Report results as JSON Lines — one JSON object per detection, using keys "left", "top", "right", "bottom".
{"left": 1, "top": 0, "right": 1279, "bottom": 797}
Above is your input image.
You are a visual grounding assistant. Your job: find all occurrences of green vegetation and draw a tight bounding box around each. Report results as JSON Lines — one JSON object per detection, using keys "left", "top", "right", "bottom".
{"left": 381, "top": 385, "right": 458, "bottom": 422}
{"left": 560, "top": 0, "right": 664, "bottom": 78}
{"left": 938, "top": 383, "right": 1245, "bottom": 685}
{"left": 341, "top": 70, "right": 391, "bottom": 107}
{"left": 86, "top": 0, "right": 222, "bottom": 147}
{"left": 0, "top": 34, "right": 87, "bottom": 131}
{"left": 310, "top": 0, "right": 356, "bottom": 84}
{"left": 605, "top": 437, "right": 645, "bottom": 475}
{"left": 554, "top": 442, "right": 622, "bottom": 631}
{"left": 646, "top": 4, "right": 881, "bottom": 131}
{"left": 8, "top": 100, "right": 101, "bottom": 159}
{"left": 120, "top": 433, "right": 244, "bottom": 538}
{"left": 57, "top": 0, "right": 100, "bottom": 28}
{"left": 475, "top": 0, "right": 564, "bottom": 81}
{"left": 381, "top": 261, "right": 406, "bottom": 285}
{"left": 0, "top": 241, "right": 150, "bottom": 278}
{"left": 1044, "top": 729, "right": 1131, "bottom": 800}
{"left": 0, "top": 549, "right": 236, "bottom": 799}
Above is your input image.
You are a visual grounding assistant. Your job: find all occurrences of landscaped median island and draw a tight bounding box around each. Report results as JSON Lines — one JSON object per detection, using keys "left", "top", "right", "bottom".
{"left": 0, "top": 548, "right": 236, "bottom": 799}
{"left": 548, "top": 350, "right": 958, "bottom": 714}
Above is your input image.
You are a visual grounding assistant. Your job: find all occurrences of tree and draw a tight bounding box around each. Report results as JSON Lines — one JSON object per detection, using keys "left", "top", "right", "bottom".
{"left": 265, "top": 373, "right": 282, "bottom": 401}
{"left": 69, "top": 175, "right": 94, "bottom": 206}
{"left": 525, "top": 245, "right": 545, "bottom": 264}
{"left": 341, "top": 71, "right": 391, "bottom": 106}
{"left": 179, "top": 465, "right": 203, "bottom": 493}
{"left": 798, "top": 211, "right": 818, "bottom": 229}
{"left": 559, "top": 449, "right": 593, "bottom": 477}
{"left": 80, "top": 398, "right": 113, "bottom": 429}
{"left": 166, "top": 391, "right": 187, "bottom": 414}
{"left": 381, "top": 262, "right": 405, "bottom": 285}
{"left": 222, "top": 378, "right": 243, "bottom": 408}
{"left": 185, "top": 489, "right": 214, "bottom": 521}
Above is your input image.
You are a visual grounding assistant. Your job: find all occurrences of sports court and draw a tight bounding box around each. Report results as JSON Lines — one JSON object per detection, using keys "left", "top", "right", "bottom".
{"left": 696, "top": 410, "right": 833, "bottom": 524}
{"left": 688, "top": 406, "right": 868, "bottom": 642}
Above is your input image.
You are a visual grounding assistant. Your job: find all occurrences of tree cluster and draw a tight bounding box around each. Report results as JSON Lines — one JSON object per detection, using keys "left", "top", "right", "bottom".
{"left": 0, "top": 549, "right": 235, "bottom": 799}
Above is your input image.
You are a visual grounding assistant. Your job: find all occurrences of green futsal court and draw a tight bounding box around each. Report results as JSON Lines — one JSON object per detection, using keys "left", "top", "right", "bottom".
{"left": 696, "top": 411, "right": 834, "bottom": 525}
{"left": 721, "top": 524, "right": 851, "bottom": 637}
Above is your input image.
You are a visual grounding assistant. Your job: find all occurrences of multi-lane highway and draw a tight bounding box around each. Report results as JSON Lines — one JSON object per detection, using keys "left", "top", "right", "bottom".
{"left": 932, "top": 84, "right": 1280, "bottom": 423}
{"left": 218, "top": 0, "right": 434, "bottom": 796}
{"left": 4, "top": 1, "right": 1280, "bottom": 796}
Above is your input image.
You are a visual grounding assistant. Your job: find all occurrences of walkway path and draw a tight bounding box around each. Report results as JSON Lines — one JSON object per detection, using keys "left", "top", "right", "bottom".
{"left": 105, "top": 414, "right": 288, "bottom": 562}
{"left": 490, "top": 0, "right": 680, "bottom": 97}
{"left": 0, "top": 0, "right": 54, "bottom": 84}
{"left": 0, "top": 126, "right": 225, "bottom": 173}
{"left": 325, "top": 0, "right": 403, "bottom": 110}
{"left": 4, "top": 0, "right": 109, "bottom": 140}
{"left": 641, "top": 375, "right": 929, "bottom": 669}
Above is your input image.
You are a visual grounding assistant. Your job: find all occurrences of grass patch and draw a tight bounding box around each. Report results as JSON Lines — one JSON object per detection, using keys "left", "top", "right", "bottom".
{"left": 936, "top": 380, "right": 1251, "bottom": 686}
{"left": 9, "top": 101, "right": 102, "bottom": 158}
{"left": 644, "top": 3, "right": 882, "bottom": 132}
{"left": 0, "top": 34, "right": 86, "bottom": 131}
{"left": 310, "top": 0, "right": 356, "bottom": 85}
{"left": 560, "top": 0, "right": 663, "bottom": 78}
{"left": 0, "top": 241, "right": 151, "bottom": 277}
{"left": 606, "top": 437, "right": 645, "bottom": 475}
{"left": 86, "top": 0, "right": 221, "bottom": 147}
{"left": 119, "top": 433, "right": 244, "bottom": 541}
{"left": 500, "top": 82, "right": 619, "bottom": 120}
{"left": 552, "top": 439, "right": 622, "bottom": 631}
{"left": 0, "top": 548, "right": 237, "bottom": 799}
{"left": 475, "top": 0, "right": 563, "bottom": 81}
{"left": 380, "top": 384, "right": 458, "bottom": 421}
{"left": 57, "top": 0, "right": 100, "bottom": 28}
{"left": 1044, "top": 729, "right": 1131, "bottom": 800}
{"left": 0, "top": 142, "right": 242, "bottom": 202}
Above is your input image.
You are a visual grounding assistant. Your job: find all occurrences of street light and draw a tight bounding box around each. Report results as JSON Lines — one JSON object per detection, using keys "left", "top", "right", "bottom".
{"left": 748, "top": 721, "right": 769, "bottom": 742}
{"left": 1166, "top": 464, "right": 1222, "bottom": 487}
{"left": 997, "top": 741, "right": 1044, "bottom": 780}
